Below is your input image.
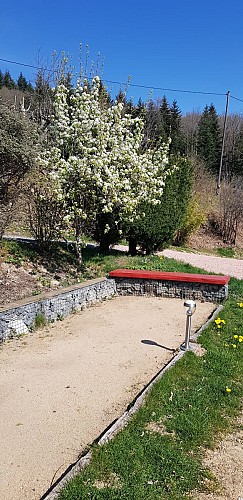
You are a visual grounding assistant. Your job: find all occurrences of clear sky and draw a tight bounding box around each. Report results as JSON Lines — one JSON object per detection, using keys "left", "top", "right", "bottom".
{"left": 1, "top": 0, "right": 243, "bottom": 115}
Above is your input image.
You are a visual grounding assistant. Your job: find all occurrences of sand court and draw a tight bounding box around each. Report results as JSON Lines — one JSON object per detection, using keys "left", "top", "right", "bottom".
{"left": 0, "top": 295, "right": 215, "bottom": 500}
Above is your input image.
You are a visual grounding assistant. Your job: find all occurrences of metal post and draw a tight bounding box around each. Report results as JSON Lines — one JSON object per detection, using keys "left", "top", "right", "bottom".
{"left": 185, "top": 313, "right": 192, "bottom": 350}
{"left": 181, "top": 300, "right": 196, "bottom": 351}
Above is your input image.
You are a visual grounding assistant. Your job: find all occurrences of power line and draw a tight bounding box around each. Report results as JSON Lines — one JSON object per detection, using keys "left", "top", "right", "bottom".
{"left": 0, "top": 56, "right": 228, "bottom": 98}
{"left": 0, "top": 57, "right": 54, "bottom": 73}
{"left": 102, "top": 79, "right": 227, "bottom": 96}
{"left": 231, "top": 95, "right": 243, "bottom": 104}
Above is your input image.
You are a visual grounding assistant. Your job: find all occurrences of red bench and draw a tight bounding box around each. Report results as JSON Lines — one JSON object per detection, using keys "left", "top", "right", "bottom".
{"left": 109, "top": 269, "right": 230, "bottom": 302}
{"left": 109, "top": 269, "right": 229, "bottom": 285}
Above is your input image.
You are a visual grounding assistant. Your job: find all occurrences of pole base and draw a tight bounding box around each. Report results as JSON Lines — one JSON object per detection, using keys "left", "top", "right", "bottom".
{"left": 180, "top": 342, "right": 193, "bottom": 351}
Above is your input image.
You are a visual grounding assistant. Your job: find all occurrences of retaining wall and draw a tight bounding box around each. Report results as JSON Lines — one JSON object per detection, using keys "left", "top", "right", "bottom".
{"left": 0, "top": 269, "right": 229, "bottom": 342}
{"left": 112, "top": 277, "right": 228, "bottom": 302}
{"left": 0, "top": 278, "right": 116, "bottom": 342}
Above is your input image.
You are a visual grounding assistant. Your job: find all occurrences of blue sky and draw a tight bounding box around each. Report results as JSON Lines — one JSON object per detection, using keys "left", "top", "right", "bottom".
{"left": 1, "top": 0, "right": 243, "bottom": 114}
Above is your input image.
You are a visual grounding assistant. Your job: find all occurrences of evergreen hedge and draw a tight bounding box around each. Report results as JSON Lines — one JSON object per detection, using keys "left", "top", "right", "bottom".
{"left": 128, "top": 156, "right": 192, "bottom": 254}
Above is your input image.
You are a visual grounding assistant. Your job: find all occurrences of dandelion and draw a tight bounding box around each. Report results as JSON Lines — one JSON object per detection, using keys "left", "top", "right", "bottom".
{"left": 234, "top": 334, "right": 239, "bottom": 339}
{"left": 232, "top": 344, "right": 237, "bottom": 349}
{"left": 237, "top": 302, "right": 243, "bottom": 308}
{"left": 224, "top": 343, "right": 229, "bottom": 347}
{"left": 239, "top": 336, "right": 243, "bottom": 343}
{"left": 215, "top": 318, "right": 226, "bottom": 326}
{"left": 226, "top": 387, "right": 232, "bottom": 393}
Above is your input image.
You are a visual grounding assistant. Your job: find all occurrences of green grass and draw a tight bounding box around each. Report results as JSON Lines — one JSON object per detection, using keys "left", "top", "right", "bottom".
{"left": 216, "top": 247, "right": 235, "bottom": 258}
{"left": 57, "top": 275, "right": 243, "bottom": 499}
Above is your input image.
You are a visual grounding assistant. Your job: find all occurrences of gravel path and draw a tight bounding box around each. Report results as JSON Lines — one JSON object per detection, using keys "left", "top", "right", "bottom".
{"left": 113, "top": 245, "right": 243, "bottom": 280}
{"left": 161, "top": 249, "right": 243, "bottom": 280}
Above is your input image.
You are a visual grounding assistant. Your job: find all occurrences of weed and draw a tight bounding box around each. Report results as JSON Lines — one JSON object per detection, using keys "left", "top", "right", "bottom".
{"left": 33, "top": 312, "right": 47, "bottom": 330}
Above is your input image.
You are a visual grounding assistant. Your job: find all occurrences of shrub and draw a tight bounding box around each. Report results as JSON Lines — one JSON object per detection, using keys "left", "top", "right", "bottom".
{"left": 0, "top": 104, "right": 37, "bottom": 237}
{"left": 174, "top": 198, "right": 206, "bottom": 245}
{"left": 218, "top": 178, "right": 243, "bottom": 245}
{"left": 26, "top": 166, "right": 66, "bottom": 252}
{"left": 127, "top": 156, "right": 193, "bottom": 254}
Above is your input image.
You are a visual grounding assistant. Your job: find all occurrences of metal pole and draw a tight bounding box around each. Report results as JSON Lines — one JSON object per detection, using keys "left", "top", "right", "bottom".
{"left": 181, "top": 300, "right": 196, "bottom": 351}
{"left": 217, "top": 91, "right": 230, "bottom": 194}
{"left": 185, "top": 313, "right": 192, "bottom": 350}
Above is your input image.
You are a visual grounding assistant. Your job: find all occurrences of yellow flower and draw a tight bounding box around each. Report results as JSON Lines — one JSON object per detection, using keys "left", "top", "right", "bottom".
{"left": 239, "top": 336, "right": 243, "bottom": 343}
{"left": 232, "top": 344, "right": 237, "bottom": 349}
{"left": 226, "top": 387, "right": 232, "bottom": 393}
{"left": 234, "top": 334, "right": 239, "bottom": 339}
{"left": 237, "top": 302, "right": 243, "bottom": 308}
{"left": 215, "top": 318, "right": 226, "bottom": 326}
{"left": 224, "top": 343, "right": 229, "bottom": 347}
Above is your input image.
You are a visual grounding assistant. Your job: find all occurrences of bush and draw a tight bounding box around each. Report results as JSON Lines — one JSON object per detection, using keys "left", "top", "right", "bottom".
{"left": 127, "top": 156, "right": 193, "bottom": 254}
{"left": 26, "top": 166, "right": 66, "bottom": 252}
{"left": 218, "top": 178, "right": 243, "bottom": 245}
{"left": 0, "top": 104, "right": 37, "bottom": 237}
{"left": 174, "top": 198, "right": 206, "bottom": 245}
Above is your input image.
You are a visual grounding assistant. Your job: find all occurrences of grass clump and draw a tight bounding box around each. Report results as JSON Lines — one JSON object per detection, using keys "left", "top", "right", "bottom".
{"left": 32, "top": 312, "right": 47, "bottom": 330}
{"left": 58, "top": 277, "right": 243, "bottom": 499}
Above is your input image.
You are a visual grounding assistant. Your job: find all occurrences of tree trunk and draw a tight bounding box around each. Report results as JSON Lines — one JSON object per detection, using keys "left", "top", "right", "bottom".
{"left": 99, "top": 236, "right": 110, "bottom": 254}
{"left": 128, "top": 236, "right": 137, "bottom": 256}
{"left": 75, "top": 229, "right": 83, "bottom": 268}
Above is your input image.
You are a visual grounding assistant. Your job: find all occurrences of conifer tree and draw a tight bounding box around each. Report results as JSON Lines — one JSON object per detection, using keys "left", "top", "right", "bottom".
{"left": 170, "top": 100, "right": 184, "bottom": 154}
{"left": 17, "top": 72, "right": 28, "bottom": 91}
{"left": 3, "top": 70, "right": 16, "bottom": 89}
{"left": 160, "top": 95, "right": 171, "bottom": 141}
{"left": 197, "top": 104, "right": 221, "bottom": 174}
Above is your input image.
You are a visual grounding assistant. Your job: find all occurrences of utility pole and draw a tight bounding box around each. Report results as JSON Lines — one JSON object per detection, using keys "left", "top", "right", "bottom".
{"left": 217, "top": 91, "right": 230, "bottom": 194}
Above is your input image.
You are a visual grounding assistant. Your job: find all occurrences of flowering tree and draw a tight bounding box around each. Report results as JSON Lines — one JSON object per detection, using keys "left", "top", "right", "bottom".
{"left": 39, "top": 77, "right": 173, "bottom": 264}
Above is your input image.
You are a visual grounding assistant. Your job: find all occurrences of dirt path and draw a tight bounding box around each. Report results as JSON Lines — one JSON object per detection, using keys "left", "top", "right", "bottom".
{"left": 0, "top": 296, "right": 215, "bottom": 500}
{"left": 161, "top": 249, "right": 243, "bottom": 279}
{"left": 194, "top": 414, "right": 243, "bottom": 500}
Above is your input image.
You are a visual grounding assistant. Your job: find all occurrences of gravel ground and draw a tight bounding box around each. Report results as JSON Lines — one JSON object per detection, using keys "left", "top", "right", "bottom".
{"left": 0, "top": 296, "right": 214, "bottom": 500}
{"left": 161, "top": 249, "right": 243, "bottom": 280}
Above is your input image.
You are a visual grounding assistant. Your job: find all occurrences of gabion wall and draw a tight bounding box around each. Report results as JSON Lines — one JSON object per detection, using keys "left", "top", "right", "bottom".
{"left": 0, "top": 274, "right": 228, "bottom": 343}
{"left": 0, "top": 278, "right": 116, "bottom": 342}
{"left": 113, "top": 277, "right": 228, "bottom": 303}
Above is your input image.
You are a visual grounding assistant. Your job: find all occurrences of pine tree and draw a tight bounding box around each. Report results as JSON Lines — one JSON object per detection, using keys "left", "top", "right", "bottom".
{"left": 3, "top": 70, "right": 16, "bottom": 89}
{"left": 144, "top": 99, "right": 161, "bottom": 148}
{"left": 0, "top": 70, "right": 4, "bottom": 88}
{"left": 17, "top": 72, "right": 28, "bottom": 91}
{"left": 170, "top": 100, "right": 184, "bottom": 154}
{"left": 197, "top": 104, "right": 221, "bottom": 174}
{"left": 159, "top": 95, "right": 171, "bottom": 141}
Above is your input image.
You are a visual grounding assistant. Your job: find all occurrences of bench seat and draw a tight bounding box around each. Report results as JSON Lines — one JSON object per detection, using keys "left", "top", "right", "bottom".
{"left": 109, "top": 269, "right": 230, "bottom": 303}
